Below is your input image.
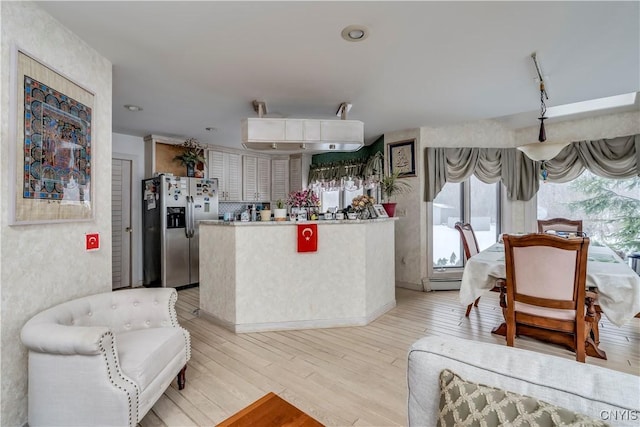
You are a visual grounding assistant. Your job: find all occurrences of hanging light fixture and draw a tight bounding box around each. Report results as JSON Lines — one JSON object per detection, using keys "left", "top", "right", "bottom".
{"left": 517, "top": 53, "right": 570, "bottom": 175}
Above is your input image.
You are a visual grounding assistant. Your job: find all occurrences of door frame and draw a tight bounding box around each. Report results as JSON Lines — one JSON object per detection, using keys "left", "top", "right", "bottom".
{"left": 113, "top": 152, "right": 142, "bottom": 287}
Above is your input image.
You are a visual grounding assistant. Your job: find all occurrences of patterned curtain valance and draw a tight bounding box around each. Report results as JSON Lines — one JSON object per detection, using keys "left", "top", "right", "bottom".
{"left": 309, "top": 152, "right": 384, "bottom": 182}
{"left": 543, "top": 134, "right": 639, "bottom": 182}
{"left": 424, "top": 134, "right": 639, "bottom": 202}
{"left": 425, "top": 147, "right": 538, "bottom": 202}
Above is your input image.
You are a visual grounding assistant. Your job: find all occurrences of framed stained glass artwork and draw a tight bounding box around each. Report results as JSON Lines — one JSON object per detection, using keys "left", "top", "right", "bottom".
{"left": 10, "top": 48, "right": 94, "bottom": 224}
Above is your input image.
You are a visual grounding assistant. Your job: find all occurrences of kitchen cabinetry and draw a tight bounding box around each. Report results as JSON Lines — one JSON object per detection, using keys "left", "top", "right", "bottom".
{"left": 289, "top": 154, "right": 311, "bottom": 193}
{"left": 208, "top": 150, "right": 242, "bottom": 201}
{"left": 243, "top": 155, "right": 271, "bottom": 201}
{"left": 271, "top": 158, "right": 289, "bottom": 202}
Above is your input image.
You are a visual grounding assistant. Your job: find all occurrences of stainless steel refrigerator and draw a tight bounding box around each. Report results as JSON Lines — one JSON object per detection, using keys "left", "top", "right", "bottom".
{"left": 142, "top": 175, "right": 219, "bottom": 288}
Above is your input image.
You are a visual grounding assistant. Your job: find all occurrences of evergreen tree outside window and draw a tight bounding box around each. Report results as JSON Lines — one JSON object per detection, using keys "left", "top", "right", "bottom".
{"left": 537, "top": 170, "right": 640, "bottom": 256}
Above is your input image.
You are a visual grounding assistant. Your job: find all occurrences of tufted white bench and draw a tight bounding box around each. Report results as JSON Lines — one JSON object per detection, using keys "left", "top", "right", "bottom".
{"left": 21, "top": 287, "right": 191, "bottom": 427}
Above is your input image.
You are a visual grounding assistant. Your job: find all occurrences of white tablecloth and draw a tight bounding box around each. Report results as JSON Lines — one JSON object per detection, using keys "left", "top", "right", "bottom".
{"left": 460, "top": 242, "right": 640, "bottom": 327}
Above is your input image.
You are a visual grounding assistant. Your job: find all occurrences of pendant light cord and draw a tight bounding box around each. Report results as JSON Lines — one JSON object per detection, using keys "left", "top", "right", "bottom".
{"left": 532, "top": 52, "right": 549, "bottom": 142}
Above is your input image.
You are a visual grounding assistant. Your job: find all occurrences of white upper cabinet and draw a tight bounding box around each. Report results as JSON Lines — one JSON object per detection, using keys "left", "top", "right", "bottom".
{"left": 271, "top": 158, "right": 290, "bottom": 203}
{"left": 242, "top": 118, "right": 362, "bottom": 143}
{"left": 243, "top": 155, "right": 271, "bottom": 201}
{"left": 208, "top": 150, "right": 242, "bottom": 201}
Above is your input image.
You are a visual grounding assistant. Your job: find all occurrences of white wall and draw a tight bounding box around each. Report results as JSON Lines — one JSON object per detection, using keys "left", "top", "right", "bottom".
{"left": 0, "top": 2, "right": 112, "bottom": 425}
{"left": 113, "top": 133, "right": 145, "bottom": 286}
{"left": 384, "top": 129, "right": 423, "bottom": 290}
{"left": 514, "top": 111, "right": 640, "bottom": 146}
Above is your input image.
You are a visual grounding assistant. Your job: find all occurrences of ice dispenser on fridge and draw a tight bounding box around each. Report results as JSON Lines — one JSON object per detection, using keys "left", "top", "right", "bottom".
{"left": 166, "top": 207, "right": 186, "bottom": 229}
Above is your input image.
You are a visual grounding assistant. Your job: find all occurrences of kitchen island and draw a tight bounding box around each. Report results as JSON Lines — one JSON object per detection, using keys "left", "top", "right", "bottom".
{"left": 199, "top": 218, "right": 397, "bottom": 333}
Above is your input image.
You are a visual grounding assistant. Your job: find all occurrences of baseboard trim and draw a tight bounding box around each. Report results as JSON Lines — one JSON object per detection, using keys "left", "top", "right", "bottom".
{"left": 428, "top": 279, "right": 461, "bottom": 291}
{"left": 395, "top": 281, "right": 424, "bottom": 291}
{"left": 199, "top": 300, "right": 396, "bottom": 333}
{"left": 198, "top": 310, "right": 237, "bottom": 331}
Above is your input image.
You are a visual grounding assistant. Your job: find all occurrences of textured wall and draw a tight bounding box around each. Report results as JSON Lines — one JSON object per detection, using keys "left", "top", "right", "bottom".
{"left": 200, "top": 220, "right": 396, "bottom": 331}
{"left": 1, "top": 2, "right": 112, "bottom": 425}
{"left": 384, "top": 129, "right": 424, "bottom": 289}
{"left": 514, "top": 110, "right": 640, "bottom": 145}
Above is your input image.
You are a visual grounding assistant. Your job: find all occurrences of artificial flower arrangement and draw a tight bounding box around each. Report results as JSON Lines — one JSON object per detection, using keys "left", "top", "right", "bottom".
{"left": 352, "top": 194, "right": 376, "bottom": 212}
{"left": 286, "top": 189, "right": 320, "bottom": 208}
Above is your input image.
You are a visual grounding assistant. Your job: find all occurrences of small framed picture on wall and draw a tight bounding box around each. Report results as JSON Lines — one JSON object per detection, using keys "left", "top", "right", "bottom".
{"left": 388, "top": 139, "right": 416, "bottom": 177}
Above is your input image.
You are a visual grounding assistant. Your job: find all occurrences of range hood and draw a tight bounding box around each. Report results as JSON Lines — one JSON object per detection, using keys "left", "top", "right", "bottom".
{"left": 241, "top": 101, "right": 364, "bottom": 153}
{"left": 241, "top": 118, "right": 364, "bottom": 153}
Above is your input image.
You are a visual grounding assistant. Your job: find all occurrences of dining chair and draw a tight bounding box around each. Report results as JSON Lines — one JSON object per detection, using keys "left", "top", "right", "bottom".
{"left": 455, "top": 222, "right": 483, "bottom": 316}
{"left": 537, "top": 218, "right": 583, "bottom": 234}
{"left": 501, "top": 234, "right": 597, "bottom": 362}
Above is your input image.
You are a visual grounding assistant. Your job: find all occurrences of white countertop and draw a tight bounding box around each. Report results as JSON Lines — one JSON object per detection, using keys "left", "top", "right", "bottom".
{"left": 200, "top": 217, "right": 399, "bottom": 226}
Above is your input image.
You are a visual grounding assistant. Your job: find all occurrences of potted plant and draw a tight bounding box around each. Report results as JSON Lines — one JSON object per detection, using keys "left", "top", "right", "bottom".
{"left": 380, "top": 171, "right": 412, "bottom": 217}
{"left": 174, "top": 138, "right": 207, "bottom": 177}
{"left": 273, "top": 199, "right": 287, "bottom": 221}
{"left": 287, "top": 189, "right": 320, "bottom": 221}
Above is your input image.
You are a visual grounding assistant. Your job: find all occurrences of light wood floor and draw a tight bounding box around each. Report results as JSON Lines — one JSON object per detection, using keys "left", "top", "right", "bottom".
{"left": 141, "top": 287, "right": 640, "bottom": 427}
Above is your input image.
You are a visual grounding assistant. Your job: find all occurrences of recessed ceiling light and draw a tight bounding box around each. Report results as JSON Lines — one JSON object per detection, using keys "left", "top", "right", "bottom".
{"left": 124, "top": 104, "right": 143, "bottom": 112}
{"left": 341, "top": 25, "right": 369, "bottom": 42}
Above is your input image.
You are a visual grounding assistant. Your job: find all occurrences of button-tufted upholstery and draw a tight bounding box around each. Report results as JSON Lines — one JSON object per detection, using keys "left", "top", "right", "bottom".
{"left": 21, "top": 287, "right": 191, "bottom": 427}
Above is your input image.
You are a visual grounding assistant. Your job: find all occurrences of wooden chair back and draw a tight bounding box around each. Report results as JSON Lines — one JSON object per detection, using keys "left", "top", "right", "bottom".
{"left": 503, "top": 233, "right": 590, "bottom": 361}
{"left": 454, "top": 222, "right": 480, "bottom": 260}
{"left": 537, "top": 218, "right": 583, "bottom": 233}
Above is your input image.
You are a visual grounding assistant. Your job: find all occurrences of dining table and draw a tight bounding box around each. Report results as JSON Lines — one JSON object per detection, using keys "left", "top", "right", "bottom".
{"left": 460, "top": 240, "right": 640, "bottom": 358}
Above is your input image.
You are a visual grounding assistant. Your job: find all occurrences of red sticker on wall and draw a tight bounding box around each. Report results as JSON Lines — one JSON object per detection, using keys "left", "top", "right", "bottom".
{"left": 86, "top": 233, "right": 100, "bottom": 251}
{"left": 297, "top": 224, "right": 317, "bottom": 252}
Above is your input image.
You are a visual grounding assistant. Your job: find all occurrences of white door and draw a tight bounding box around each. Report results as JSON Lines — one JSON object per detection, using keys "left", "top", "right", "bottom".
{"left": 112, "top": 158, "right": 132, "bottom": 289}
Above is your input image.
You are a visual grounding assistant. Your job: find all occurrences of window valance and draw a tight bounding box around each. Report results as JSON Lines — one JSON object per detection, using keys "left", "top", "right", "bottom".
{"left": 424, "top": 134, "right": 639, "bottom": 202}
{"left": 543, "top": 134, "right": 639, "bottom": 183}
{"left": 309, "top": 152, "right": 383, "bottom": 182}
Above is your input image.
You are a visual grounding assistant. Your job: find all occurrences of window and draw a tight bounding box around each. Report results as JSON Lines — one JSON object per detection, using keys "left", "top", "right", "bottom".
{"left": 431, "top": 176, "right": 501, "bottom": 271}
{"left": 537, "top": 170, "right": 640, "bottom": 256}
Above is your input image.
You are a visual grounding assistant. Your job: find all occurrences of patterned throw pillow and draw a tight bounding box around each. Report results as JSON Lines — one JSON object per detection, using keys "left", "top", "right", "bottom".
{"left": 438, "top": 369, "right": 608, "bottom": 427}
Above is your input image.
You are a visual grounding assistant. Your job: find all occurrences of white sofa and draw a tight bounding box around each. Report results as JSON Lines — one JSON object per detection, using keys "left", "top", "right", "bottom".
{"left": 21, "top": 287, "right": 191, "bottom": 427}
{"left": 408, "top": 336, "right": 640, "bottom": 426}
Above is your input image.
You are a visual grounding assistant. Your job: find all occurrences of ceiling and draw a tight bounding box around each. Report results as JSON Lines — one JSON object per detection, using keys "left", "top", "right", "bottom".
{"left": 36, "top": 1, "right": 640, "bottom": 150}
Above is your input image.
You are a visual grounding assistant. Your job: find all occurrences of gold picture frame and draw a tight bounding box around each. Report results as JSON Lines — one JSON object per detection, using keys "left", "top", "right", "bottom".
{"left": 388, "top": 139, "right": 416, "bottom": 177}
{"left": 10, "top": 48, "right": 95, "bottom": 225}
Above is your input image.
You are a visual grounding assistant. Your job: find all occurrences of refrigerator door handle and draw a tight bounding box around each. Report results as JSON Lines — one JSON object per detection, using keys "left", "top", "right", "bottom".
{"left": 188, "top": 196, "right": 196, "bottom": 238}
{"left": 185, "top": 196, "right": 191, "bottom": 238}
{"left": 191, "top": 196, "right": 197, "bottom": 238}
